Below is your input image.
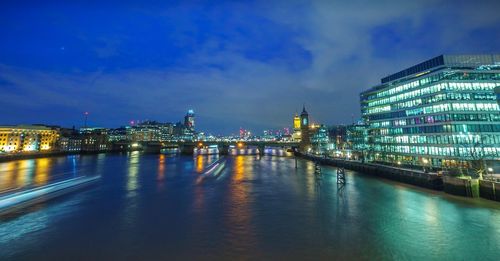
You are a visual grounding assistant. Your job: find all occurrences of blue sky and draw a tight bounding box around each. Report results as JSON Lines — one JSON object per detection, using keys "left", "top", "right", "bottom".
{"left": 1, "top": 0, "right": 499, "bottom": 134}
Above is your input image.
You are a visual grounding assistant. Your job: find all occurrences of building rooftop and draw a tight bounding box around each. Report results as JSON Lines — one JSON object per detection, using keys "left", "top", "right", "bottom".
{"left": 381, "top": 54, "right": 500, "bottom": 84}
{"left": 0, "top": 125, "right": 56, "bottom": 130}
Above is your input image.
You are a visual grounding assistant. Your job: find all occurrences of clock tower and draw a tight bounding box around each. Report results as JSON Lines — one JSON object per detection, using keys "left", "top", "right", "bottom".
{"left": 299, "top": 105, "right": 311, "bottom": 152}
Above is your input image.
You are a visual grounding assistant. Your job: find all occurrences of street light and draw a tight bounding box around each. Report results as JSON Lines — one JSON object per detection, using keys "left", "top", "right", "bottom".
{"left": 422, "top": 158, "right": 429, "bottom": 173}
{"left": 487, "top": 167, "right": 494, "bottom": 180}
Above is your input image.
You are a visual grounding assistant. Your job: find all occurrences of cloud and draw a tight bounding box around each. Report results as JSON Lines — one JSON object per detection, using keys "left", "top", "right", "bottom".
{"left": 0, "top": 0, "right": 499, "bottom": 133}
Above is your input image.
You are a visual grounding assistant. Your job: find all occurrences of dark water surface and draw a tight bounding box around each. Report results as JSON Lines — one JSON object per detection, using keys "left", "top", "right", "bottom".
{"left": 0, "top": 152, "right": 499, "bottom": 260}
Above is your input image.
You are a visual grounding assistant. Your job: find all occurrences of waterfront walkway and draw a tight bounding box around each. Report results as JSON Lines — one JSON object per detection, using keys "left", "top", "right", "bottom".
{"left": 299, "top": 153, "right": 500, "bottom": 202}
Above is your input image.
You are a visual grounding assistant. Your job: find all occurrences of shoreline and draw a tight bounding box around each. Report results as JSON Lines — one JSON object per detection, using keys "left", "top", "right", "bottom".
{"left": 297, "top": 152, "right": 500, "bottom": 203}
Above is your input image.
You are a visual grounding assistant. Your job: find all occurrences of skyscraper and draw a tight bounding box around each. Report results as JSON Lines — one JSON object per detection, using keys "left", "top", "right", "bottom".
{"left": 184, "top": 109, "right": 195, "bottom": 132}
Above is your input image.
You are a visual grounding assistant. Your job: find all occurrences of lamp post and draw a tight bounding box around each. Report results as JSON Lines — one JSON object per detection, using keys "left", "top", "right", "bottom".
{"left": 83, "top": 111, "right": 89, "bottom": 128}
{"left": 422, "top": 158, "right": 429, "bottom": 173}
{"left": 487, "top": 167, "right": 494, "bottom": 180}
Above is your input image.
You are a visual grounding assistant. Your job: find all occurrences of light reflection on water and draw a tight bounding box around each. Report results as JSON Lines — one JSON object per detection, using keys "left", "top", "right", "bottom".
{"left": 0, "top": 155, "right": 99, "bottom": 194}
{"left": 0, "top": 153, "right": 499, "bottom": 260}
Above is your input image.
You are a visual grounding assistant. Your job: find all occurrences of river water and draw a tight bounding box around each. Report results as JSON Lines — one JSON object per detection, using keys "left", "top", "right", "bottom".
{"left": 0, "top": 152, "right": 499, "bottom": 260}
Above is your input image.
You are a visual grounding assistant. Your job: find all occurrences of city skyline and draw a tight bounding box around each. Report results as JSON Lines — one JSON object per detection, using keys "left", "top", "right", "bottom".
{"left": 1, "top": 2, "right": 500, "bottom": 260}
{"left": 1, "top": 1, "right": 500, "bottom": 134}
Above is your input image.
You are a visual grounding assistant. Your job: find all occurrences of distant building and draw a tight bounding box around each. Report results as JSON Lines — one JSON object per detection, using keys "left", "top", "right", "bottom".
{"left": 0, "top": 125, "right": 59, "bottom": 153}
{"left": 327, "top": 125, "right": 347, "bottom": 150}
{"left": 57, "top": 127, "right": 82, "bottom": 152}
{"left": 108, "top": 127, "right": 128, "bottom": 142}
{"left": 346, "top": 123, "right": 368, "bottom": 161}
{"left": 311, "top": 124, "right": 330, "bottom": 154}
{"left": 361, "top": 54, "right": 500, "bottom": 169}
{"left": 184, "top": 109, "right": 195, "bottom": 132}
{"left": 240, "top": 128, "right": 251, "bottom": 140}
{"left": 127, "top": 121, "right": 161, "bottom": 142}
{"left": 80, "top": 127, "right": 110, "bottom": 152}
{"left": 159, "top": 123, "right": 174, "bottom": 141}
{"left": 292, "top": 113, "right": 302, "bottom": 141}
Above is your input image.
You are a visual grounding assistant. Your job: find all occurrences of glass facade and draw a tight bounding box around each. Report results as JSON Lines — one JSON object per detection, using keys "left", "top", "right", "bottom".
{"left": 361, "top": 55, "right": 500, "bottom": 168}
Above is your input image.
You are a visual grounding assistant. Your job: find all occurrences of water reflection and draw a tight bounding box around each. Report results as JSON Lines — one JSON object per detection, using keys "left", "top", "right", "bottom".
{"left": 0, "top": 195, "right": 83, "bottom": 245}
{"left": 1, "top": 155, "right": 499, "bottom": 260}
{"left": 226, "top": 156, "right": 257, "bottom": 255}
{"left": 157, "top": 154, "right": 166, "bottom": 191}
{"left": 195, "top": 155, "right": 204, "bottom": 173}
{"left": 194, "top": 155, "right": 220, "bottom": 174}
{"left": 233, "top": 156, "right": 245, "bottom": 181}
{"left": 34, "top": 158, "right": 51, "bottom": 186}
{"left": 0, "top": 158, "right": 56, "bottom": 192}
{"left": 158, "top": 154, "right": 165, "bottom": 181}
{"left": 0, "top": 162, "right": 20, "bottom": 192}
{"left": 121, "top": 151, "right": 141, "bottom": 229}
{"left": 126, "top": 151, "right": 140, "bottom": 193}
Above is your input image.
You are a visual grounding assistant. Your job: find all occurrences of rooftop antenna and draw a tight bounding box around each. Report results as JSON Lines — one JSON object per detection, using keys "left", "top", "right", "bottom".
{"left": 84, "top": 112, "right": 89, "bottom": 128}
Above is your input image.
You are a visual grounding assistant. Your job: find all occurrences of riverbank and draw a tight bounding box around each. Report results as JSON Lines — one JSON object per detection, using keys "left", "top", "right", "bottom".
{"left": 298, "top": 153, "right": 443, "bottom": 190}
{"left": 298, "top": 153, "right": 500, "bottom": 202}
{"left": 0, "top": 151, "right": 79, "bottom": 163}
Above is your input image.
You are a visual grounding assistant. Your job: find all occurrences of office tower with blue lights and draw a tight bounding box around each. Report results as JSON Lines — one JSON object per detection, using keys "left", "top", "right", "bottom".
{"left": 184, "top": 109, "right": 195, "bottom": 132}
{"left": 361, "top": 55, "right": 500, "bottom": 169}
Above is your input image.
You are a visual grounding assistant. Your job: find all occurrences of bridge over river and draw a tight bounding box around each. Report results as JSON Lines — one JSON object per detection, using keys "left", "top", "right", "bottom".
{"left": 127, "top": 140, "right": 300, "bottom": 154}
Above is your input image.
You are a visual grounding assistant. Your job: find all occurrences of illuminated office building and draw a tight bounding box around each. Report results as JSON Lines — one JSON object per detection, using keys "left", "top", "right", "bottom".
{"left": 0, "top": 125, "right": 59, "bottom": 152}
{"left": 311, "top": 124, "right": 331, "bottom": 154}
{"left": 127, "top": 121, "right": 162, "bottom": 142}
{"left": 495, "top": 86, "right": 500, "bottom": 105}
{"left": 361, "top": 55, "right": 500, "bottom": 168}
{"left": 346, "top": 123, "right": 369, "bottom": 160}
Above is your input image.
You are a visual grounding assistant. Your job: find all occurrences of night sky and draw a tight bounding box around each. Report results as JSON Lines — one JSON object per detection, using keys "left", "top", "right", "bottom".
{"left": 1, "top": 1, "right": 499, "bottom": 134}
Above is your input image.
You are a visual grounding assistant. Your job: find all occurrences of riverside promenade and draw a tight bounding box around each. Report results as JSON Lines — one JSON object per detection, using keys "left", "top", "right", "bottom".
{"left": 298, "top": 153, "right": 500, "bottom": 202}
{"left": 298, "top": 153, "right": 443, "bottom": 190}
{"left": 297, "top": 153, "right": 500, "bottom": 201}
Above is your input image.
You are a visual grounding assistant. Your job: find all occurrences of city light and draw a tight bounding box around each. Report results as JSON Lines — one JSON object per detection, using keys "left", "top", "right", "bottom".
{"left": 1, "top": 3, "right": 500, "bottom": 261}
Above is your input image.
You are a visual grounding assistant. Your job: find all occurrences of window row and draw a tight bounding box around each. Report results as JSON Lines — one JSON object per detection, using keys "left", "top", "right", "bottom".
{"left": 372, "top": 124, "right": 500, "bottom": 135}
{"left": 367, "top": 72, "right": 500, "bottom": 100}
{"left": 372, "top": 145, "right": 500, "bottom": 158}
{"left": 374, "top": 134, "right": 500, "bottom": 145}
